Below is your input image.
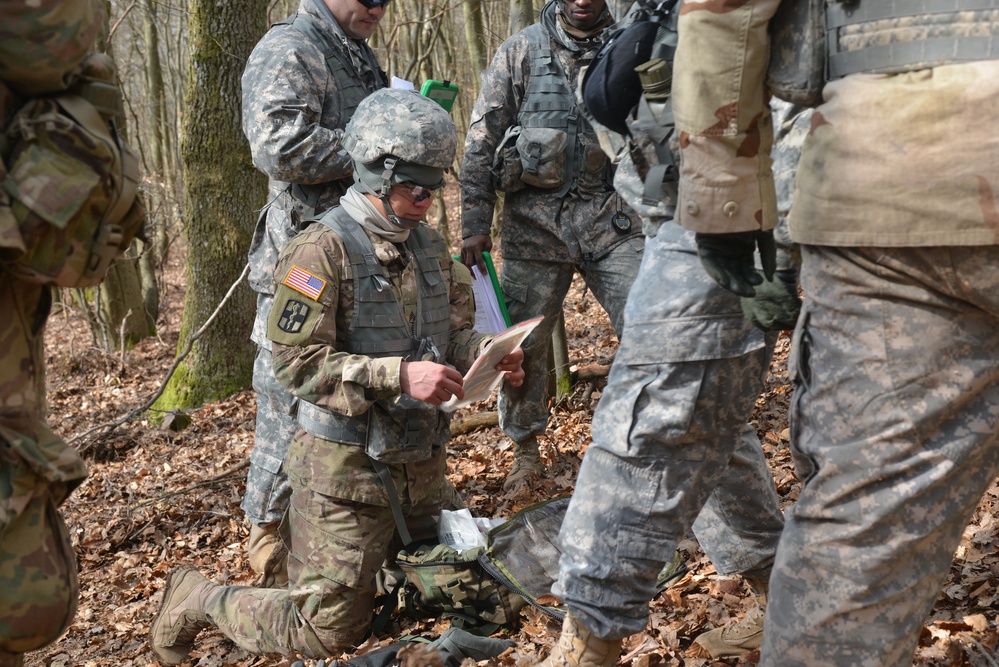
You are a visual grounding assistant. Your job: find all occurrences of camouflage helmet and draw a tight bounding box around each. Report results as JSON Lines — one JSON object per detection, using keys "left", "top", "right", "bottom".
{"left": 343, "top": 88, "right": 457, "bottom": 202}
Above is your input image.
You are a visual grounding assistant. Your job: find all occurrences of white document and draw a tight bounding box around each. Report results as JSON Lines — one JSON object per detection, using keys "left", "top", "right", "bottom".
{"left": 471, "top": 265, "right": 508, "bottom": 335}
{"left": 441, "top": 316, "right": 543, "bottom": 412}
{"left": 390, "top": 76, "right": 415, "bottom": 90}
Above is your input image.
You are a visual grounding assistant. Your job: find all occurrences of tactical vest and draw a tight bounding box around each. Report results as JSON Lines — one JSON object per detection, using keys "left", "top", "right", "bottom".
{"left": 297, "top": 207, "right": 452, "bottom": 464}
{"left": 277, "top": 12, "right": 387, "bottom": 216}
{"left": 768, "top": 0, "right": 999, "bottom": 106}
{"left": 517, "top": 25, "right": 586, "bottom": 197}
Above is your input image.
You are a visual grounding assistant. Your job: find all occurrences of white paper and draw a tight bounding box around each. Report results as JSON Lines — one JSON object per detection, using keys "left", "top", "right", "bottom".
{"left": 471, "top": 265, "right": 508, "bottom": 335}
{"left": 390, "top": 77, "right": 415, "bottom": 90}
{"left": 440, "top": 316, "right": 543, "bottom": 412}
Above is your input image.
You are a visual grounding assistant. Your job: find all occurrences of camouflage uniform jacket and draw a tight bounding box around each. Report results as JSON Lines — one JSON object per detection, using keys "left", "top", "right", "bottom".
{"left": 243, "top": 0, "right": 386, "bottom": 346}
{"left": 266, "top": 204, "right": 488, "bottom": 506}
{"left": 460, "top": 1, "right": 640, "bottom": 263}
{"left": 672, "top": 0, "right": 999, "bottom": 247}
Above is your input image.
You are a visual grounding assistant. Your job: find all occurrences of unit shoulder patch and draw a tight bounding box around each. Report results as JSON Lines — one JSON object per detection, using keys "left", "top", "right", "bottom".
{"left": 277, "top": 299, "right": 311, "bottom": 334}
{"left": 283, "top": 265, "right": 327, "bottom": 300}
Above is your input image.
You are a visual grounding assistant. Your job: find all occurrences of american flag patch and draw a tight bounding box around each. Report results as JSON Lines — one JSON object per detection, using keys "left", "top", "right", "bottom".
{"left": 283, "top": 265, "right": 326, "bottom": 300}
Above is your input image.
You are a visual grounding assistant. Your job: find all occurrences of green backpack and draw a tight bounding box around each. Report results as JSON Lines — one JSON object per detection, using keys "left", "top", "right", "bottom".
{"left": 394, "top": 497, "right": 687, "bottom": 635}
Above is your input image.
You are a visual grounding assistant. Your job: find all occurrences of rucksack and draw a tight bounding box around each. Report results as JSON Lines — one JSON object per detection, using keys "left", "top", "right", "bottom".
{"left": 1, "top": 56, "right": 145, "bottom": 287}
{"left": 393, "top": 497, "right": 688, "bottom": 634}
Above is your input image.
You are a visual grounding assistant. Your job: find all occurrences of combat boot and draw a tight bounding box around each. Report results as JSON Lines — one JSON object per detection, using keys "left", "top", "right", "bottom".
{"left": 689, "top": 576, "right": 768, "bottom": 659}
{"left": 149, "top": 566, "right": 221, "bottom": 666}
{"left": 537, "top": 613, "right": 621, "bottom": 667}
{"left": 247, "top": 521, "right": 289, "bottom": 587}
{"left": 503, "top": 436, "right": 543, "bottom": 491}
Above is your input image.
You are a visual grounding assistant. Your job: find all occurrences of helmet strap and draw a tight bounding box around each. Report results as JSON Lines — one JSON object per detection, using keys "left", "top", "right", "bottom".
{"left": 377, "top": 157, "right": 420, "bottom": 229}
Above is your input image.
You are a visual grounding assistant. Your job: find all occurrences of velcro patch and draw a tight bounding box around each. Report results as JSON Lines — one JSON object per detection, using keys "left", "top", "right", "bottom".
{"left": 277, "top": 300, "right": 311, "bottom": 333}
{"left": 283, "top": 265, "right": 326, "bottom": 300}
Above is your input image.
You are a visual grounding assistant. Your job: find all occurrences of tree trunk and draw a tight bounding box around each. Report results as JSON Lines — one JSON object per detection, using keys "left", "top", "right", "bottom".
{"left": 155, "top": 0, "right": 267, "bottom": 412}
{"left": 509, "top": 0, "right": 534, "bottom": 34}
{"left": 96, "top": 254, "right": 153, "bottom": 351}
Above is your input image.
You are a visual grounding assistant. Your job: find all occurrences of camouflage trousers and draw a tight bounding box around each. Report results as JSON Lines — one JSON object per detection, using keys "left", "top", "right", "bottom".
{"left": 553, "top": 226, "right": 783, "bottom": 639}
{"left": 1, "top": 281, "right": 87, "bottom": 664}
{"left": 761, "top": 245, "right": 999, "bottom": 667}
{"left": 241, "top": 344, "right": 298, "bottom": 527}
{"left": 207, "top": 446, "right": 462, "bottom": 657}
{"left": 498, "top": 237, "right": 644, "bottom": 443}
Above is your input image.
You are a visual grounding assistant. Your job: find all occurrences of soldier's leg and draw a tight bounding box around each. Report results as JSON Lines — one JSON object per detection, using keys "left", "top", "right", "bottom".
{"left": 0, "top": 487, "right": 78, "bottom": 662}
{"left": 207, "top": 487, "right": 398, "bottom": 657}
{"left": 497, "top": 259, "right": 575, "bottom": 488}
{"left": 554, "top": 230, "right": 771, "bottom": 639}
{"left": 761, "top": 246, "right": 999, "bottom": 667}
{"left": 577, "top": 236, "right": 644, "bottom": 338}
{"left": 242, "top": 344, "right": 297, "bottom": 585}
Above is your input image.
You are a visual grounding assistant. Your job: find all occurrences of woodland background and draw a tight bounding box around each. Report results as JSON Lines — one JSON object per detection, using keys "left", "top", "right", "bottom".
{"left": 23, "top": 0, "right": 999, "bottom": 665}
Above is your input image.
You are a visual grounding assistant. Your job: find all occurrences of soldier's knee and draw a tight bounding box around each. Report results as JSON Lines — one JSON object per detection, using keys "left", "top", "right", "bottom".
{"left": 0, "top": 496, "right": 78, "bottom": 655}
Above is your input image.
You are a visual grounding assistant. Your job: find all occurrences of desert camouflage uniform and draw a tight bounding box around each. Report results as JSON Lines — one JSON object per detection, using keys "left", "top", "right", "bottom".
{"left": 241, "top": 0, "right": 386, "bottom": 529}
{"left": 0, "top": 2, "right": 103, "bottom": 664}
{"left": 674, "top": 1, "right": 999, "bottom": 665}
{"left": 198, "top": 205, "right": 489, "bottom": 657}
{"left": 460, "top": 0, "right": 643, "bottom": 445}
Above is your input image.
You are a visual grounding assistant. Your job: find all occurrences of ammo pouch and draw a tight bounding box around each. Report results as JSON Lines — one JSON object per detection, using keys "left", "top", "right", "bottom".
{"left": 766, "top": 0, "right": 826, "bottom": 107}
{"left": 1, "top": 86, "right": 144, "bottom": 287}
{"left": 297, "top": 395, "right": 446, "bottom": 464}
{"left": 491, "top": 126, "right": 568, "bottom": 192}
{"left": 365, "top": 393, "right": 448, "bottom": 464}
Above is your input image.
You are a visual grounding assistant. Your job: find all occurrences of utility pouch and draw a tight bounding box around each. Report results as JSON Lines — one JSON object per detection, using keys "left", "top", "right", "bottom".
{"left": 491, "top": 126, "right": 525, "bottom": 193}
{"left": 515, "top": 127, "right": 567, "bottom": 190}
{"left": 1, "top": 80, "right": 144, "bottom": 287}
{"left": 365, "top": 394, "right": 447, "bottom": 464}
{"left": 766, "top": 0, "right": 827, "bottom": 107}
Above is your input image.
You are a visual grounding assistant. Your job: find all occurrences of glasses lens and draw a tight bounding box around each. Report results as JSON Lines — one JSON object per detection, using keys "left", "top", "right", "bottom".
{"left": 397, "top": 182, "right": 440, "bottom": 203}
{"left": 357, "top": 0, "right": 391, "bottom": 8}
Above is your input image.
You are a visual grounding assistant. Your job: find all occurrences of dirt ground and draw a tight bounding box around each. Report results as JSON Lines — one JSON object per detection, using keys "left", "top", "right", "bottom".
{"left": 24, "top": 199, "right": 999, "bottom": 667}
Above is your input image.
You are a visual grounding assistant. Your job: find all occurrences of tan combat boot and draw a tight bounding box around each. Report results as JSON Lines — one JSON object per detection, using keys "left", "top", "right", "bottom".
{"left": 148, "top": 566, "right": 221, "bottom": 666}
{"left": 537, "top": 613, "right": 622, "bottom": 667}
{"left": 503, "top": 436, "right": 544, "bottom": 491}
{"left": 689, "top": 576, "right": 768, "bottom": 659}
{"left": 247, "top": 521, "right": 289, "bottom": 588}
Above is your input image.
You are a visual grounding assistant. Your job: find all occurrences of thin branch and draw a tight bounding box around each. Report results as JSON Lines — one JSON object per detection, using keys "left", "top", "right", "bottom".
{"left": 72, "top": 263, "right": 251, "bottom": 451}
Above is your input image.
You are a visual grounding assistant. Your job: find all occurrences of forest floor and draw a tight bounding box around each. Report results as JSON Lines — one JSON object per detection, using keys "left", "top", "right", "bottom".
{"left": 25, "top": 196, "right": 999, "bottom": 667}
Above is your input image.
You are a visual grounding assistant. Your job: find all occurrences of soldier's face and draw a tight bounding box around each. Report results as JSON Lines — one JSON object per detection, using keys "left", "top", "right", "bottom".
{"left": 562, "top": 0, "right": 606, "bottom": 30}
{"left": 325, "top": 0, "right": 385, "bottom": 40}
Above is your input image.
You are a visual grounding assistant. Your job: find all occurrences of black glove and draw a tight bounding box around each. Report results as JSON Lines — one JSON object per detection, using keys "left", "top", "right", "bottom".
{"left": 694, "top": 230, "right": 777, "bottom": 297}
{"left": 739, "top": 274, "right": 801, "bottom": 331}
{"left": 427, "top": 628, "right": 515, "bottom": 667}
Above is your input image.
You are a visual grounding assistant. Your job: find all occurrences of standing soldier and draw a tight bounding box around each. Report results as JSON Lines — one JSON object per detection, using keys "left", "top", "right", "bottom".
{"left": 460, "top": 0, "right": 645, "bottom": 491}
{"left": 1, "top": 2, "right": 144, "bottom": 665}
{"left": 240, "top": 0, "right": 387, "bottom": 586}
{"left": 675, "top": 0, "right": 999, "bottom": 665}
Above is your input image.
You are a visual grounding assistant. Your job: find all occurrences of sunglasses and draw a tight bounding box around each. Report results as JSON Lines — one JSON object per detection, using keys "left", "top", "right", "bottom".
{"left": 356, "top": 0, "right": 392, "bottom": 8}
{"left": 394, "top": 181, "right": 442, "bottom": 203}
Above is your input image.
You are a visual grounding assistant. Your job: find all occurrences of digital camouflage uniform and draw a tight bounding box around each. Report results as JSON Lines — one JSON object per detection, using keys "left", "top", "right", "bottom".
{"left": 241, "top": 0, "right": 386, "bottom": 533}
{"left": 548, "top": 1, "right": 801, "bottom": 646}
{"left": 461, "top": 0, "right": 643, "bottom": 447}
{"left": 1, "top": 2, "right": 103, "bottom": 664}
{"left": 674, "top": 1, "right": 999, "bottom": 665}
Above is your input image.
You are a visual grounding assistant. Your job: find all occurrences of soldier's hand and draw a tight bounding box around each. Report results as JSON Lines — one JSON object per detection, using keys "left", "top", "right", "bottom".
{"left": 494, "top": 347, "right": 525, "bottom": 388}
{"left": 694, "top": 230, "right": 776, "bottom": 297}
{"left": 460, "top": 234, "right": 492, "bottom": 274}
{"left": 401, "top": 361, "right": 464, "bottom": 405}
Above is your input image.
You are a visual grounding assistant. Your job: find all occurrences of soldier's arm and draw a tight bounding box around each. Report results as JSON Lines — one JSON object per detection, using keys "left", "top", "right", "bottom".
{"left": 672, "top": 0, "right": 782, "bottom": 236}
{"left": 459, "top": 37, "right": 528, "bottom": 241}
{"left": 241, "top": 32, "right": 353, "bottom": 186}
{"left": 444, "top": 255, "right": 491, "bottom": 375}
{"left": 268, "top": 229, "right": 403, "bottom": 417}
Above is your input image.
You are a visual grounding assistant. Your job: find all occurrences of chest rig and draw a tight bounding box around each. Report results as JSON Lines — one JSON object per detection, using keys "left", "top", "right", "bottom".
{"left": 297, "top": 208, "right": 452, "bottom": 464}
